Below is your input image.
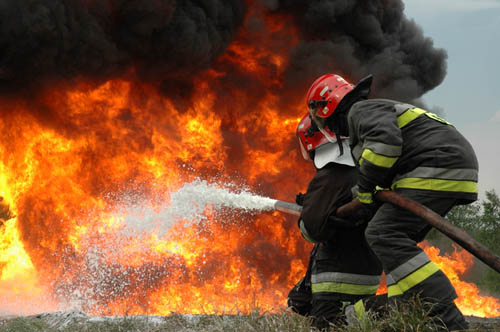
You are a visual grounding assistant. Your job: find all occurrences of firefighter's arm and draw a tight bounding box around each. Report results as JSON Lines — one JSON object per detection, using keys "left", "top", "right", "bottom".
{"left": 298, "top": 210, "right": 366, "bottom": 243}
{"left": 336, "top": 185, "right": 385, "bottom": 220}
{"left": 349, "top": 102, "right": 402, "bottom": 204}
{"left": 297, "top": 165, "right": 356, "bottom": 242}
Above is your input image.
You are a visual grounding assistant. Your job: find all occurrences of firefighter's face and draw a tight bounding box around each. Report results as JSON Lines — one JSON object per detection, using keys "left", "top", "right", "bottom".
{"left": 308, "top": 102, "right": 337, "bottom": 143}
{"left": 308, "top": 101, "right": 327, "bottom": 131}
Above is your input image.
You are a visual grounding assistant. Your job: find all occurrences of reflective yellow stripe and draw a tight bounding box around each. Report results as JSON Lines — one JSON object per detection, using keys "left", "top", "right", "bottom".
{"left": 387, "top": 262, "right": 440, "bottom": 297}
{"left": 358, "top": 192, "right": 373, "bottom": 204}
{"left": 425, "top": 112, "right": 452, "bottom": 125}
{"left": 397, "top": 108, "right": 426, "bottom": 128}
{"left": 397, "top": 107, "right": 453, "bottom": 128}
{"left": 361, "top": 149, "right": 398, "bottom": 168}
{"left": 312, "top": 282, "right": 379, "bottom": 295}
{"left": 392, "top": 177, "right": 478, "bottom": 193}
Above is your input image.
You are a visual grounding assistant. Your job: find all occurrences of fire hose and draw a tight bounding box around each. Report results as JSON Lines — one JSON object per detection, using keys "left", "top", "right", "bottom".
{"left": 273, "top": 191, "right": 500, "bottom": 274}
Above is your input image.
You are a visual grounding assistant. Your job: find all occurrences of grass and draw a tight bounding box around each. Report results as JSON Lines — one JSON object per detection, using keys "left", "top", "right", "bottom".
{"left": 0, "top": 302, "right": 498, "bottom": 332}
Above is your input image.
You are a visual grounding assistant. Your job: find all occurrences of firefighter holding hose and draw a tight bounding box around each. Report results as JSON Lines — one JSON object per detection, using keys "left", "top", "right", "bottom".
{"left": 305, "top": 73, "right": 478, "bottom": 330}
{"left": 287, "top": 113, "right": 383, "bottom": 329}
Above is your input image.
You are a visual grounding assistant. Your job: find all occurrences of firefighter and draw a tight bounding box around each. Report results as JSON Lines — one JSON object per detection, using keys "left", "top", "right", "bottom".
{"left": 287, "top": 113, "right": 383, "bottom": 330}
{"left": 306, "top": 73, "right": 478, "bottom": 330}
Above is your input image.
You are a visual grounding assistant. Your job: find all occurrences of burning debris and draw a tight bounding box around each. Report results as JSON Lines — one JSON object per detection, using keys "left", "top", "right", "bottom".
{"left": 0, "top": 0, "right": 497, "bottom": 319}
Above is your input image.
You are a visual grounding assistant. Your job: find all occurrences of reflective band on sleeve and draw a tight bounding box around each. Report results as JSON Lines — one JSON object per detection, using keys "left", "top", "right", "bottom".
{"left": 387, "top": 262, "right": 440, "bottom": 297}
{"left": 298, "top": 220, "right": 317, "bottom": 243}
{"left": 361, "top": 149, "right": 398, "bottom": 168}
{"left": 392, "top": 178, "right": 478, "bottom": 194}
{"left": 312, "top": 272, "right": 382, "bottom": 286}
{"left": 397, "top": 107, "right": 427, "bottom": 128}
{"left": 352, "top": 144, "right": 363, "bottom": 165}
{"left": 311, "top": 282, "right": 379, "bottom": 295}
{"left": 363, "top": 140, "right": 402, "bottom": 157}
{"left": 394, "top": 167, "right": 478, "bottom": 182}
{"left": 358, "top": 192, "right": 373, "bottom": 204}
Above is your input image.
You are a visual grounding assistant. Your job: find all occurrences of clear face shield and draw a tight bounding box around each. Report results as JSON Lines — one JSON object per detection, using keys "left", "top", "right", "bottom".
{"left": 308, "top": 101, "right": 337, "bottom": 143}
{"left": 298, "top": 137, "right": 311, "bottom": 161}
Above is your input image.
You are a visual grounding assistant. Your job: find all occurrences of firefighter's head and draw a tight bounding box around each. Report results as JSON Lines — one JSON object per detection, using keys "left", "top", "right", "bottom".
{"left": 296, "top": 113, "right": 334, "bottom": 162}
{"left": 296, "top": 113, "right": 355, "bottom": 168}
{"left": 306, "top": 73, "right": 373, "bottom": 138}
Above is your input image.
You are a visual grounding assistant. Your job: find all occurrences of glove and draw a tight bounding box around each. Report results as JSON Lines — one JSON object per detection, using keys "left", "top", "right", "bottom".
{"left": 295, "top": 192, "right": 306, "bottom": 206}
{"left": 353, "top": 185, "right": 389, "bottom": 205}
{"left": 337, "top": 185, "right": 376, "bottom": 223}
{"left": 353, "top": 185, "right": 390, "bottom": 221}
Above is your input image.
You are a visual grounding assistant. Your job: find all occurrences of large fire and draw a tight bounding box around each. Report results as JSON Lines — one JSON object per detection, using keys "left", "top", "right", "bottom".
{"left": 0, "top": 1, "right": 498, "bottom": 319}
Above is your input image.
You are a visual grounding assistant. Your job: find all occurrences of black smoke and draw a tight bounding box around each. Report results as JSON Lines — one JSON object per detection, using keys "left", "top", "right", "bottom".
{"left": 268, "top": 0, "right": 448, "bottom": 102}
{"left": 0, "top": 0, "right": 246, "bottom": 96}
{"left": 0, "top": 0, "right": 446, "bottom": 103}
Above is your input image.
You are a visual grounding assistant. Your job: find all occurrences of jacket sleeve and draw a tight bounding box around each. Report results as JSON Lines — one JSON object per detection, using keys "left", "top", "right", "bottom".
{"left": 298, "top": 163, "right": 358, "bottom": 242}
{"left": 348, "top": 100, "right": 402, "bottom": 202}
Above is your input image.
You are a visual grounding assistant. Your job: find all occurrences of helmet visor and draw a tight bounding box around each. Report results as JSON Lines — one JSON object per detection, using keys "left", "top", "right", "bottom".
{"left": 298, "top": 137, "right": 311, "bottom": 161}
{"left": 309, "top": 105, "right": 337, "bottom": 143}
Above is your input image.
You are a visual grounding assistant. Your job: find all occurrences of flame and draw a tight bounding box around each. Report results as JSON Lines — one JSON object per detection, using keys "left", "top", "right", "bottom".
{"left": 421, "top": 242, "right": 500, "bottom": 317}
{"left": 0, "top": 2, "right": 498, "bottom": 319}
{"left": 374, "top": 242, "right": 500, "bottom": 317}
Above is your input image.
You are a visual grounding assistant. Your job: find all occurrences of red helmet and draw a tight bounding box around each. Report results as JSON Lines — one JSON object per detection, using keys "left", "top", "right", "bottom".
{"left": 296, "top": 113, "right": 336, "bottom": 161}
{"left": 306, "top": 74, "right": 354, "bottom": 119}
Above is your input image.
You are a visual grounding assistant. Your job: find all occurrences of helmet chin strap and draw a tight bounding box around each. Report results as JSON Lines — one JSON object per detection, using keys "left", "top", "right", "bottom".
{"left": 337, "top": 135, "right": 344, "bottom": 156}
{"left": 326, "top": 112, "right": 349, "bottom": 156}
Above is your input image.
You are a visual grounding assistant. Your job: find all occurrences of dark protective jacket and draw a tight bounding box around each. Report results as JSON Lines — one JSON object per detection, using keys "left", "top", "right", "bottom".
{"left": 298, "top": 162, "right": 382, "bottom": 298}
{"left": 348, "top": 99, "right": 478, "bottom": 203}
{"left": 299, "top": 162, "right": 358, "bottom": 242}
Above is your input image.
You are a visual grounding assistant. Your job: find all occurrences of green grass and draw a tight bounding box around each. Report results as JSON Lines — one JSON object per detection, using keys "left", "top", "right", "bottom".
{"left": 0, "top": 304, "right": 498, "bottom": 332}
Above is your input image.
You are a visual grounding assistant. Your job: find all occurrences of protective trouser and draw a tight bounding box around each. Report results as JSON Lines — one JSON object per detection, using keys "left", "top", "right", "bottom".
{"left": 287, "top": 244, "right": 318, "bottom": 316}
{"left": 364, "top": 188, "right": 468, "bottom": 331}
{"left": 309, "top": 241, "right": 382, "bottom": 330}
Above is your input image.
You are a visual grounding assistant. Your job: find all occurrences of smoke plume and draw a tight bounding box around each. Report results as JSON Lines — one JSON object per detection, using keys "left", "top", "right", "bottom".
{"left": 0, "top": 0, "right": 446, "bottom": 103}
{"left": 272, "top": 0, "right": 448, "bottom": 102}
{"left": 0, "top": 0, "right": 246, "bottom": 95}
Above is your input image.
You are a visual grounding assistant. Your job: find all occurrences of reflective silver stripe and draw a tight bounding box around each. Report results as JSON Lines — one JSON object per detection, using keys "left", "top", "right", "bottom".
{"left": 394, "top": 103, "right": 415, "bottom": 116}
{"left": 312, "top": 272, "right": 382, "bottom": 286}
{"left": 363, "top": 140, "right": 402, "bottom": 157}
{"left": 386, "top": 252, "right": 430, "bottom": 285}
{"left": 299, "top": 220, "right": 316, "bottom": 243}
{"left": 394, "top": 167, "right": 478, "bottom": 182}
{"left": 352, "top": 144, "right": 362, "bottom": 163}
{"left": 320, "top": 86, "right": 329, "bottom": 97}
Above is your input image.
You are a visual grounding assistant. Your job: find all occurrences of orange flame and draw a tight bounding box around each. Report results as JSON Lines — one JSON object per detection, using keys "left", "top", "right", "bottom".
{"left": 421, "top": 242, "right": 500, "bottom": 317}
{"left": 0, "top": 3, "right": 498, "bottom": 319}
{"left": 375, "top": 242, "right": 500, "bottom": 317}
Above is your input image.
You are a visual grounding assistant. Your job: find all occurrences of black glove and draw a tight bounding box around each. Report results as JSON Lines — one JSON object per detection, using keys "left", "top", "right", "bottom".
{"left": 295, "top": 192, "right": 306, "bottom": 206}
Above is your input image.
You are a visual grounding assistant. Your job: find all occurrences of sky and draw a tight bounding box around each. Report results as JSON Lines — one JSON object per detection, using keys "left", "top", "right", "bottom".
{"left": 403, "top": 0, "right": 500, "bottom": 200}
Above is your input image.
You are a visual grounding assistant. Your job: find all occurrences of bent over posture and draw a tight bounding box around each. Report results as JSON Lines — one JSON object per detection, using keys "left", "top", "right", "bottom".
{"left": 288, "top": 113, "right": 382, "bottom": 330}
{"left": 306, "top": 73, "right": 478, "bottom": 330}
